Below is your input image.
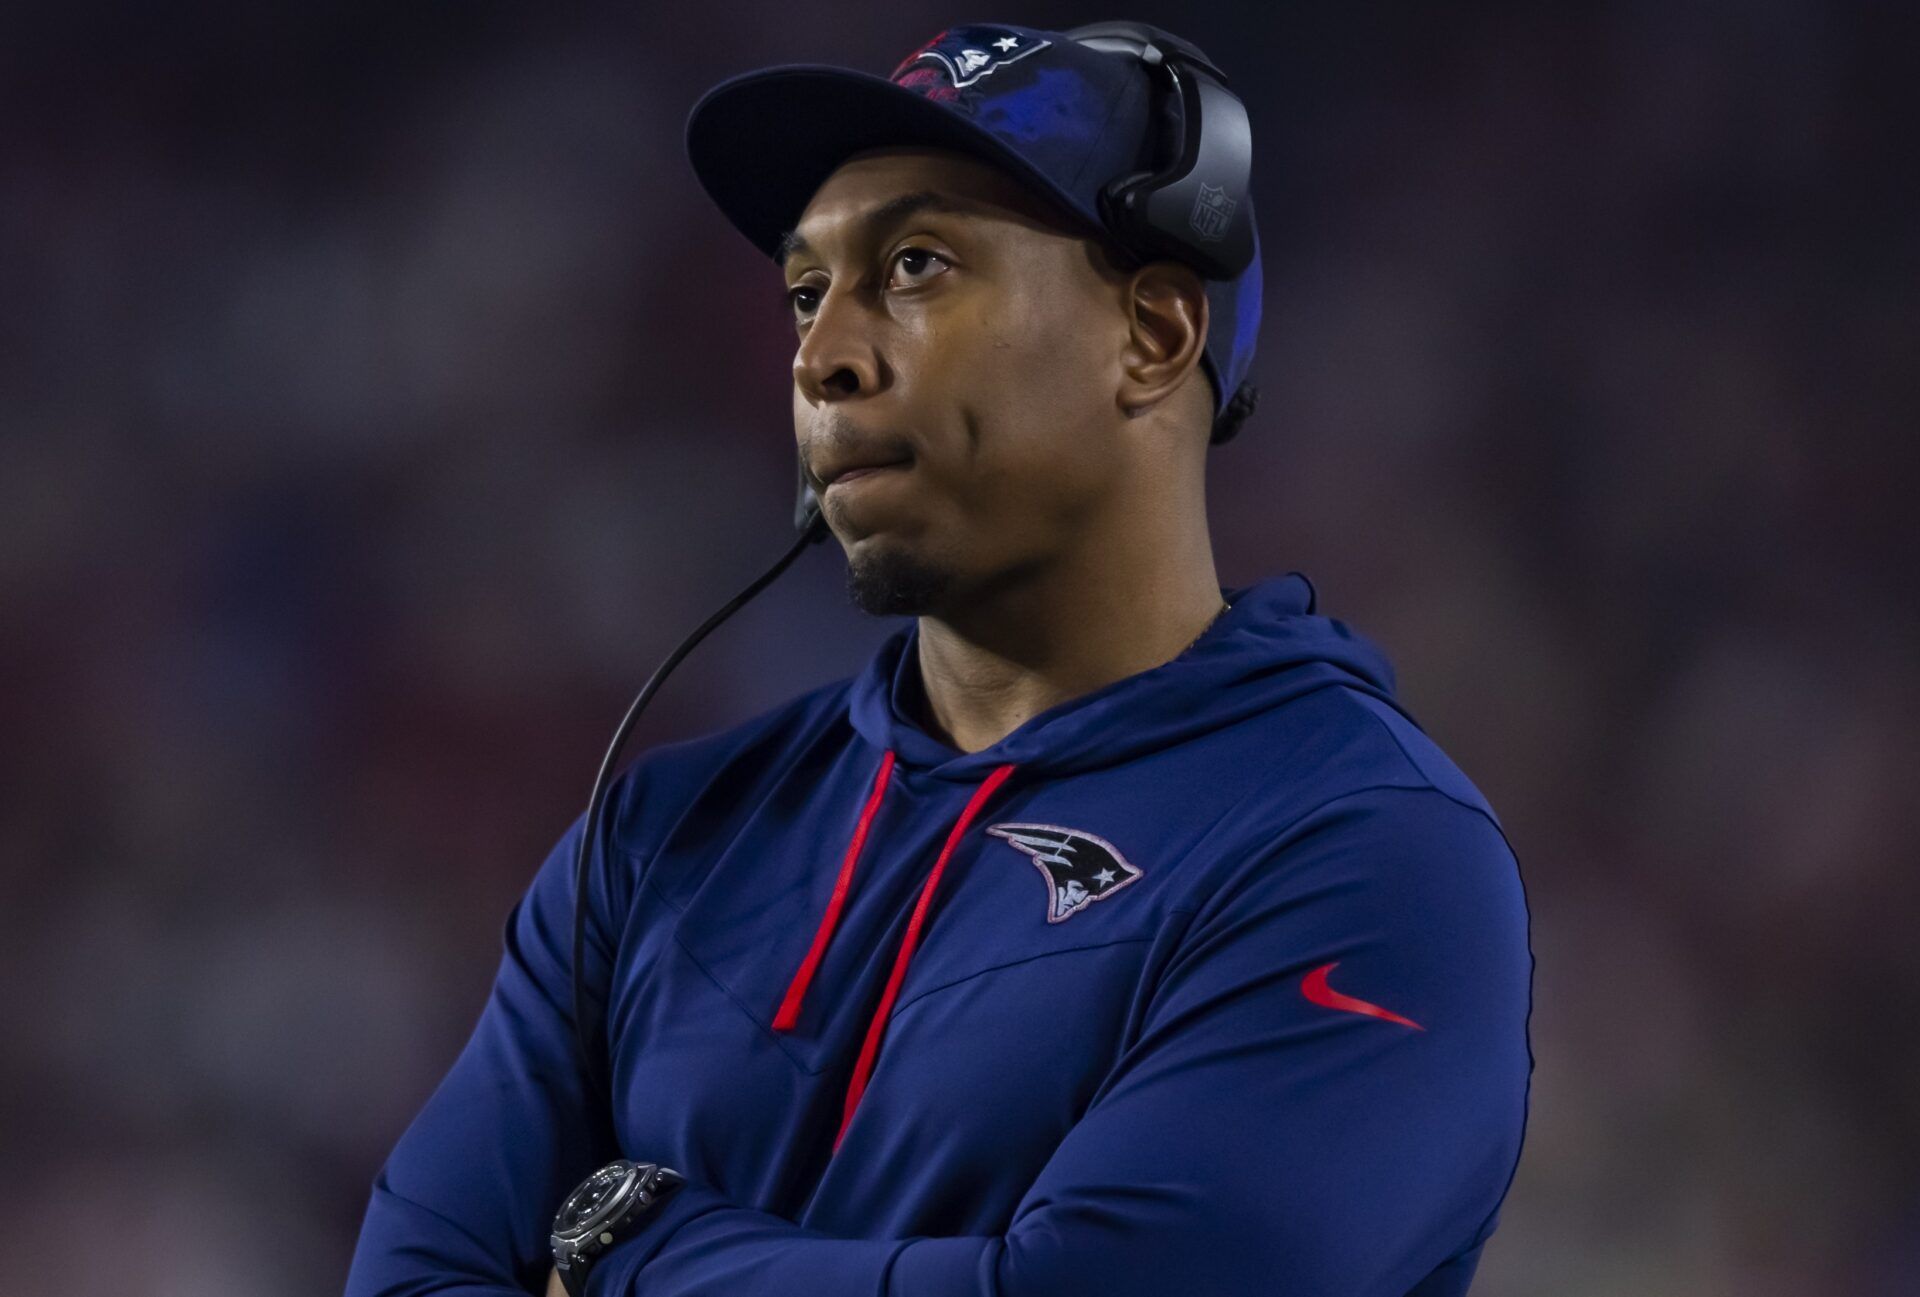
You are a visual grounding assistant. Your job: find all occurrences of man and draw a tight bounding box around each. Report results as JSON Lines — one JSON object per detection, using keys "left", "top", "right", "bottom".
{"left": 345, "top": 21, "right": 1533, "bottom": 1297}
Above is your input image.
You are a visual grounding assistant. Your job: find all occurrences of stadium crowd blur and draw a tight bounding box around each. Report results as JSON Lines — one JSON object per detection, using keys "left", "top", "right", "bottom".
{"left": 3, "top": 3, "right": 1914, "bottom": 1294}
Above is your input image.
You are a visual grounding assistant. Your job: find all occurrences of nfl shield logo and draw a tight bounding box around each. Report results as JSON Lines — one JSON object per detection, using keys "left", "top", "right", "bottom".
{"left": 1189, "top": 183, "right": 1236, "bottom": 242}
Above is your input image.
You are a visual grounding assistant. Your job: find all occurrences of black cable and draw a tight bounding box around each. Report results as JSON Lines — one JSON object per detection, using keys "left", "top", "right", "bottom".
{"left": 571, "top": 510, "right": 830, "bottom": 1104}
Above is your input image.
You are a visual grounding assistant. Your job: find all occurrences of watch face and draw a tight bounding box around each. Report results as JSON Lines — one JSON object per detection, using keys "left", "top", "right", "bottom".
{"left": 554, "top": 1161, "right": 641, "bottom": 1241}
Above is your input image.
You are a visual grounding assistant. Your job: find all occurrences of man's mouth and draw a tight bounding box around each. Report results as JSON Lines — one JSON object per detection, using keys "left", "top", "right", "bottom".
{"left": 826, "top": 462, "right": 910, "bottom": 489}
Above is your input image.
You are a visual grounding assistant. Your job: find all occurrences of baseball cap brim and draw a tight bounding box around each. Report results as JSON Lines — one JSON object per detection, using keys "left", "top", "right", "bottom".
{"left": 685, "top": 65, "right": 1113, "bottom": 263}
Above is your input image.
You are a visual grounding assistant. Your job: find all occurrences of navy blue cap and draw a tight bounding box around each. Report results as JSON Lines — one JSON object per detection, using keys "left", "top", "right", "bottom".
{"left": 685, "top": 22, "right": 1262, "bottom": 442}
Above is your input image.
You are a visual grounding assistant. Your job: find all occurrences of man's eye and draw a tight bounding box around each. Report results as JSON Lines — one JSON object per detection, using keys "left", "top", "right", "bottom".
{"left": 786, "top": 285, "right": 821, "bottom": 318}
{"left": 785, "top": 248, "right": 950, "bottom": 322}
{"left": 889, "top": 246, "right": 950, "bottom": 287}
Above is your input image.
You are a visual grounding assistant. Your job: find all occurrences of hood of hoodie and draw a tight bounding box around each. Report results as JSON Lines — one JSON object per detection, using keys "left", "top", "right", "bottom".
{"left": 847, "top": 572, "right": 1405, "bottom": 783}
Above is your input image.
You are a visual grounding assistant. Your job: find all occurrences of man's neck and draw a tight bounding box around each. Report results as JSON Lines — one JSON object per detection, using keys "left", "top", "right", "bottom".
{"left": 910, "top": 540, "right": 1227, "bottom": 756}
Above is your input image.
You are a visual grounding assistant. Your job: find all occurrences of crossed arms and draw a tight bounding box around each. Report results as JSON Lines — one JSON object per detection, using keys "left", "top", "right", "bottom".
{"left": 343, "top": 783, "right": 1531, "bottom": 1296}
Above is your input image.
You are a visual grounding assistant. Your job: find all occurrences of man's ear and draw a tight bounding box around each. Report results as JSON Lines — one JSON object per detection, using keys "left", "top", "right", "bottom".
{"left": 1116, "top": 260, "right": 1210, "bottom": 418}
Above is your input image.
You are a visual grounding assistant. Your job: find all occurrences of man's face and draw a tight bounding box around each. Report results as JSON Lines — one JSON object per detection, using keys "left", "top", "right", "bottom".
{"left": 783, "top": 146, "right": 1138, "bottom": 618}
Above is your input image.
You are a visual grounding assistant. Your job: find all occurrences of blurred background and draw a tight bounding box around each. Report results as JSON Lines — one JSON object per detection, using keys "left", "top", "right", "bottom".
{"left": 3, "top": 2, "right": 1914, "bottom": 1293}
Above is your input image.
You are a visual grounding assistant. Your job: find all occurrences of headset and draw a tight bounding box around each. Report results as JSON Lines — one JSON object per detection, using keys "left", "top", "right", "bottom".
{"left": 573, "top": 21, "right": 1255, "bottom": 1106}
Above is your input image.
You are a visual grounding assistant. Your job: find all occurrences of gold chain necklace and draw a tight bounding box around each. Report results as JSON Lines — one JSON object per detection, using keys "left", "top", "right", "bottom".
{"left": 1180, "top": 599, "right": 1232, "bottom": 656}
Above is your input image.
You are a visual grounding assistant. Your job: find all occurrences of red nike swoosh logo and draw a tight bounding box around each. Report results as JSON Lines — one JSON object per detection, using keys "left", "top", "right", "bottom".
{"left": 1301, "top": 962, "right": 1424, "bottom": 1030}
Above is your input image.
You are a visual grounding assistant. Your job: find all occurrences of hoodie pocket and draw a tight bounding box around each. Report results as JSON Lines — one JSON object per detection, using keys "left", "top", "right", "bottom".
{"left": 654, "top": 819, "right": 1174, "bottom": 1075}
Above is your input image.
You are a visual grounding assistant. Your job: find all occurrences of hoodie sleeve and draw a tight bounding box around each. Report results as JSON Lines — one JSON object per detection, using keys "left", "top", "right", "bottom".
{"left": 582, "top": 782, "right": 1535, "bottom": 1297}
{"left": 342, "top": 800, "right": 628, "bottom": 1297}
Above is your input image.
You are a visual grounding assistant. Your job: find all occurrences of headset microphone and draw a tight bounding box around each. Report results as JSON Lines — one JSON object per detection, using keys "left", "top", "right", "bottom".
{"left": 570, "top": 506, "right": 829, "bottom": 1104}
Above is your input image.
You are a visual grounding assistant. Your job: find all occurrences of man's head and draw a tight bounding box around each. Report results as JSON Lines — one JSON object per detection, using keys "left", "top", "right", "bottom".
{"left": 784, "top": 144, "right": 1215, "bottom": 616}
{"left": 684, "top": 21, "right": 1263, "bottom": 618}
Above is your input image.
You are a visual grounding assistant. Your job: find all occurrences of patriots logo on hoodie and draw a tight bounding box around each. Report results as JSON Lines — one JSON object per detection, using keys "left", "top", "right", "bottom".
{"left": 986, "top": 823, "right": 1143, "bottom": 923}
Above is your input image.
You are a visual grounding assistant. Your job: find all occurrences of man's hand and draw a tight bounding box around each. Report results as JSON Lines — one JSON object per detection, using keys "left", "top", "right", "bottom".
{"left": 544, "top": 1265, "right": 565, "bottom": 1297}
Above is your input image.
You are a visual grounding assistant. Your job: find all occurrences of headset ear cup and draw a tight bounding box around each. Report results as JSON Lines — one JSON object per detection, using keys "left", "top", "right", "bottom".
{"left": 1132, "top": 65, "right": 1253, "bottom": 279}
{"left": 1072, "top": 27, "right": 1255, "bottom": 281}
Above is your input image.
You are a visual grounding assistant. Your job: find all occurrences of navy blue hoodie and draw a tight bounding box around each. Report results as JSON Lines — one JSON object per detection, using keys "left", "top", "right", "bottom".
{"left": 344, "top": 572, "right": 1534, "bottom": 1296}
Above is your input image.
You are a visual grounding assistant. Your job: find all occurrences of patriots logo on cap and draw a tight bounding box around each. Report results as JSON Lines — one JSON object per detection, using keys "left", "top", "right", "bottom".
{"left": 895, "top": 26, "right": 1051, "bottom": 90}
{"left": 986, "top": 822, "right": 1143, "bottom": 923}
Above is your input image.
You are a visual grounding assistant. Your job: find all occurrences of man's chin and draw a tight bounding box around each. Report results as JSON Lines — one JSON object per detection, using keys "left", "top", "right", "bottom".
{"left": 843, "top": 541, "right": 956, "bottom": 618}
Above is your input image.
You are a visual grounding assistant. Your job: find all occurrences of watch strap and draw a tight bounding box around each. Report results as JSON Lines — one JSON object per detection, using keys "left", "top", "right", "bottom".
{"left": 556, "top": 1255, "right": 592, "bottom": 1297}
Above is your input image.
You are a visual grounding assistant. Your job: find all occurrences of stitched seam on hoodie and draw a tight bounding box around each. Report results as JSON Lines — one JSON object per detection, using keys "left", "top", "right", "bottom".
{"left": 1351, "top": 698, "right": 1509, "bottom": 836}
{"left": 657, "top": 893, "right": 823, "bottom": 1074}
{"left": 887, "top": 934, "right": 1162, "bottom": 1020}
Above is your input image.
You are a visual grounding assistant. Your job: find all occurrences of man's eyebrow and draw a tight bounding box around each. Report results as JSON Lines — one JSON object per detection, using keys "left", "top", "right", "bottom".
{"left": 777, "top": 190, "right": 980, "bottom": 269}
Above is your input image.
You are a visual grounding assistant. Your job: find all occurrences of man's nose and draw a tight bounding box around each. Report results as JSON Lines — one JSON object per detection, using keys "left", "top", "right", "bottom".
{"left": 793, "top": 287, "right": 886, "bottom": 404}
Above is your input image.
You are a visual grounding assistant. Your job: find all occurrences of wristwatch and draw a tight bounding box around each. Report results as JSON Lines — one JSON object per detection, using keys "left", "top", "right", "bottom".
{"left": 549, "top": 1159, "right": 686, "bottom": 1297}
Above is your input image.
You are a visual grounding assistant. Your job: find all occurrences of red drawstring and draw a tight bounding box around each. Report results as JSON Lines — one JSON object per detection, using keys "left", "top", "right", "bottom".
{"left": 835, "top": 761, "right": 1018, "bottom": 1152}
{"left": 772, "top": 749, "right": 896, "bottom": 1032}
{"left": 768, "top": 748, "right": 1021, "bottom": 1155}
